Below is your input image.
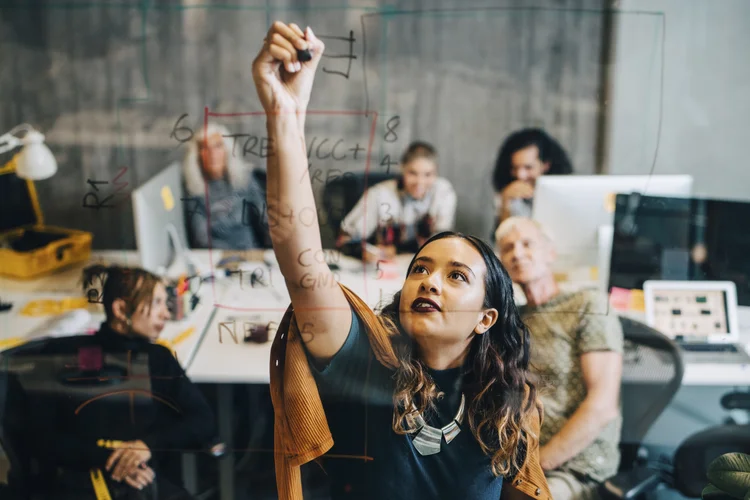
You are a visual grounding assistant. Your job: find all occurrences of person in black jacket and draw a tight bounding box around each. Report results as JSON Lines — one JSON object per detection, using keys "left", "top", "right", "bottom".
{"left": 19, "top": 265, "right": 217, "bottom": 499}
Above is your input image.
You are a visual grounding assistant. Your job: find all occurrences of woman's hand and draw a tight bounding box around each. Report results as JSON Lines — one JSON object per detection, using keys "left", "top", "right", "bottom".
{"left": 363, "top": 245, "right": 396, "bottom": 264}
{"left": 252, "top": 22, "right": 325, "bottom": 116}
{"left": 335, "top": 233, "right": 353, "bottom": 248}
{"left": 106, "top": 440, "right": 152, "bottom": 482}
{"left": 501, "top": 179, "right": 535, "bottom": 201}
{"left": 124, "top": 465, "right": 156, "bottom": 491}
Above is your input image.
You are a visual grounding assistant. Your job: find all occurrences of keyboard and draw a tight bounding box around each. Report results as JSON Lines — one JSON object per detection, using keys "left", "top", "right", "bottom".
{"left": 679, "top": 343, "right": 750, "bottom": 364}
{"left": 681, "top": 343, "right": 739, "bottom": 353}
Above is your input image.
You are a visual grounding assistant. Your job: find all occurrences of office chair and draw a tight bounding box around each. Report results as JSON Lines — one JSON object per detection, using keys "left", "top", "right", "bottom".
{"left": 252, "top": 167, "right": 266, "bottom": 193}
{"left": 599, "top": 316, "right": 685, "bottom": 500}
{"left": 321, "top": 170, "right": 399, "bottom": 234}
{"left": 667, "top": 395, "right": 750, "bottom": 499}
{"left": 0, "top": 337, "right": 224, "bottom": 499}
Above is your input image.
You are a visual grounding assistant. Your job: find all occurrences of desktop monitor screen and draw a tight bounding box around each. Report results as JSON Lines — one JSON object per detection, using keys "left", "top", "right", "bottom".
{"left": 132, "top": 162, "right": 187, "bottom": 274}
{"left": 531, "top": 175, "right": 693, "bottom": 268}
{"left": 609, "top": 194, "right": 750, "bottom": 306}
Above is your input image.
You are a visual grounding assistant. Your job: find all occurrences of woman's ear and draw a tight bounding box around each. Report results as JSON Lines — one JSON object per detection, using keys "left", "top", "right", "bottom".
{"left": 542, "top": 161, "right": 551, "bottom": 174}
{"left": 474, "top": 308, "right": 499, "bottom": 335}
{"left": 111, "top": 298, "right": 129, "bottom": 322}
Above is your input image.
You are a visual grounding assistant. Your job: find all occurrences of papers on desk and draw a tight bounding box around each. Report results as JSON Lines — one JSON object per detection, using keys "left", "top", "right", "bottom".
{"left": 24, "top": 309, "right": 96, "bottom": 340}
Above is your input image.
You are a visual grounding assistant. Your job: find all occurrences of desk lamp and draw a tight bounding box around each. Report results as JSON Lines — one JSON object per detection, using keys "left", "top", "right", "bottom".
{"left": 0, "top": 124, "right": 57, "bottom": 308}
{"left": 0, "top": 124, "right": 58, "bottom": 180}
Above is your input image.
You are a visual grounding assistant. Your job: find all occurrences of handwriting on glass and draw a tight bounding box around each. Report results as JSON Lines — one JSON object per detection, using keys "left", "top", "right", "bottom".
{"left": 380, "top": 115, "right": 400, "bottom": 173}
{"left": 318, "top": 31, "right": 357, "bottom": 79}
{"left": 82, "top": 167, "right": 129, "bottom": 209}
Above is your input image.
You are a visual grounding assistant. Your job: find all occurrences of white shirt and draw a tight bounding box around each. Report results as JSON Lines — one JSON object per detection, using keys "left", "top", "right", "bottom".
{"left": 340, "top": 177, "right": 457, "bottom": 242}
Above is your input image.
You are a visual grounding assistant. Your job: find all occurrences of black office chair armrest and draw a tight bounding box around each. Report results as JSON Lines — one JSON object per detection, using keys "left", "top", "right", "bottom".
{"left": 598, "top": 466, "right": 663, "bottom": 500}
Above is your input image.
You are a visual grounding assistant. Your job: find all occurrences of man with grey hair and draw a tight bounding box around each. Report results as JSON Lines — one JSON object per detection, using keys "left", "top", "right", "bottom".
{"left": 496, "top": 216, "right": 624, "bottom": 500}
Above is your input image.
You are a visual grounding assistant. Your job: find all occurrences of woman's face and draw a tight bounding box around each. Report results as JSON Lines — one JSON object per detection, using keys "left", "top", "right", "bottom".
{"left": 399, "top": 237, "right": 494, "bottom": 346}
{"left": 510, "top": 145, "right": 549, "bottom": 185}
{"left": 129, "top": 282, "right": 171, "bottom": 342}
{"left": 401, "top": 157, "right": 437, "bottom": 200}
{"left": 199, "top": 133, "right": 227, "bottom": 180}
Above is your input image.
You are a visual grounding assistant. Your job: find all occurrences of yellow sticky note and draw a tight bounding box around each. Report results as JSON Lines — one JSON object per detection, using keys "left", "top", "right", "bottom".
{"left": 604, "top": 192, "right": 616, "bottom": 213}
{"left": 161, "top": 185, "right": 175, "bottom": 211}
{"left": 630, "top": 289, "right": 645, "bottom": 312}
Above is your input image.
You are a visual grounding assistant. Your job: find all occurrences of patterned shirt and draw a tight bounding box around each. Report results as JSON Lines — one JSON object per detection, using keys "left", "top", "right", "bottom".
{"left": 520, "top": 289, "right": 624, "bottom": 481}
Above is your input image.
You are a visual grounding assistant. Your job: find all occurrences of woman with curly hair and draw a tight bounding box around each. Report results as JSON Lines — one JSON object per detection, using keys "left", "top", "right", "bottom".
{"left": 252, "top": 22, "right": 551, "bottom": 500}
{"left": 492, "top": 128, "right": 574, "bottom": 224}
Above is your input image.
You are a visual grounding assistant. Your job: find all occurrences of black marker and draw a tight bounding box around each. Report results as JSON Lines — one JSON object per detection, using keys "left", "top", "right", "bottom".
{"left": 297, "top": 48, "right": 312, "bottom": 62}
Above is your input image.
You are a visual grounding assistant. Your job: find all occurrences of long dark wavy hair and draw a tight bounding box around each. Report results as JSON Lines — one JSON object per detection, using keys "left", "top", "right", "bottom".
{"left": 492, "top": 128, "right": 574, "bottom": 192}
{"left": 378, "top": 231, "right": 538, "bottom": 477}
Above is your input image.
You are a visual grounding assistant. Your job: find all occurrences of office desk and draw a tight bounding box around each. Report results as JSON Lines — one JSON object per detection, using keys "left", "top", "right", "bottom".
{"left": 617, "top": 309, "right": 750, "bottom": 386}
{"left": 186, "top": 255, "right": 407, "bottom": 384}
{"left": 0, "top": 250, "right": 219, "bottom": 370}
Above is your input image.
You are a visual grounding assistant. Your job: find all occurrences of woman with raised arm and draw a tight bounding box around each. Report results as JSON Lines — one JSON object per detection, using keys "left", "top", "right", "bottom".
{"left": 253, "top": 22, "right": 551, "bottom": 500}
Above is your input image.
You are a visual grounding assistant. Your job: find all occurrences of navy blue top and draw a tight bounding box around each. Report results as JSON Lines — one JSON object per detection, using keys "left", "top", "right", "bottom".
{"left": 305, "top": 309, "right": 504, "bottom": 500}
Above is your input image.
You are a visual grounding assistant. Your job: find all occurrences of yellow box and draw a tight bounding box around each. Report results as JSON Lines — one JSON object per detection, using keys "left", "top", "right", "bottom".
{"left": 0, "top": 160, "right": 92, "bottom": 279}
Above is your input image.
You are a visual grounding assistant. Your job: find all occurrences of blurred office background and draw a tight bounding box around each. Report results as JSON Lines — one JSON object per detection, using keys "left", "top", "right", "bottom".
{"left": 1, "top": 1, "right": 749, "bottom": 499}
{"left": 2, "top": 0, "right": 747, "bottom": 250}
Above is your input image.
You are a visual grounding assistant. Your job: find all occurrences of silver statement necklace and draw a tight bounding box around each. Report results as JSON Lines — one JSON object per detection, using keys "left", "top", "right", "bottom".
{"left": 411, "top": 393, "right": 466, "bottom": 456}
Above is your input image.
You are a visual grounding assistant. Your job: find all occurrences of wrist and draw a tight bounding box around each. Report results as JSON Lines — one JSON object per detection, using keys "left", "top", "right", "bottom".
{"left": 266, "top": 112, "right": 304, "bottom": 135}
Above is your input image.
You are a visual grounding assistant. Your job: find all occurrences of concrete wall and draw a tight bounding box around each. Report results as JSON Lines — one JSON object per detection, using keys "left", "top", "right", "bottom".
{"left": 0, "top": 0, "right": 607, "bottom": 249}
{"left": 604, "top": 0, "right": 750, "bottom": 201}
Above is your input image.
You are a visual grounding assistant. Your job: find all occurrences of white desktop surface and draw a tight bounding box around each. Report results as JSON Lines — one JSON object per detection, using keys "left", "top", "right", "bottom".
{"left": 0, "top": 250, "right": 221, "bottom": 370}
{"left": 185, "top": 254, "right": 407, "bottom": 384}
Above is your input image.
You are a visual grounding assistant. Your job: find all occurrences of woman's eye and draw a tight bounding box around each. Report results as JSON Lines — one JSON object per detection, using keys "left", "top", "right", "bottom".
{"left": 450, "top": 271, "right": 467, "bottom": 281}
{"left": 411, "top": 264, "right": 427, "bottom": 274}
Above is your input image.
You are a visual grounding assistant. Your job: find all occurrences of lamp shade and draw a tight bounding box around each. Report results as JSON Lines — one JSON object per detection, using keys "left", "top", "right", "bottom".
{"left": 16, "top": 138, "right": 57, "bottom": 180}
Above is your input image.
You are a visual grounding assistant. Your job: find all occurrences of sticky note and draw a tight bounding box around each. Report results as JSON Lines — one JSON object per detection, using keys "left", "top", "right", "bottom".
{"left": 604, "top": 192, "right": 617, "bottom": 213}
{"left": 609, "top": 287, "right": 632, "bottom": 311}
{"left": 161, "top": 185, "right": 175, "bottom": 211}
{"left": 630, "top": 289, "right": 645, "bottom": 312}
{"left": 589, "top": 266, "right": 599, "bottom": 281}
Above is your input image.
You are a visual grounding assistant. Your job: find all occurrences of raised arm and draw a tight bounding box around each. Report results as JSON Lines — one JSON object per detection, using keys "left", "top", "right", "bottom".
{"left": 252, "top": 22, "right": 352, "bottom": 362}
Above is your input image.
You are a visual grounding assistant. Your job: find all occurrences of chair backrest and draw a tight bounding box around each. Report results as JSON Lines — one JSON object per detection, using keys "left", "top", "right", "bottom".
{"left": 252, "top": 167, "right": 266, "bottom": 194}
{"left": 321, "top": 171, "right": 399, "bottom": 235}
{"left": 618, "top": 316, "right": 685, "bottom": 468}
{"left": 0, "top": 339, "right": 53, "bottom": 495}
{"left": 672, "top": 424, "right": 750, "bottom": 498}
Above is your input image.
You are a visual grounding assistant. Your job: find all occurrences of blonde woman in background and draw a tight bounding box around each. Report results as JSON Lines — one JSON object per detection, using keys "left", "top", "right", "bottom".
{"left": 182, "top": 123, "right": 270, "bottom": 249}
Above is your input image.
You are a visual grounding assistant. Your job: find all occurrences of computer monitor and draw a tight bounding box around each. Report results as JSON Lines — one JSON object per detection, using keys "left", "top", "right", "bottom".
{"left": 132, "top": 162, "right": 189, "bottom": 274}
{"left": 531, "top": 175, "right": 693, "bottom": 269}
{"left": 609, "top": 194, "right": 750, "bottom": 306}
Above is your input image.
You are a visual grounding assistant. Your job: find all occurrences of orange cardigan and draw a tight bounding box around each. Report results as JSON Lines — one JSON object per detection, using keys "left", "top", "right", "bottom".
{"left": 269, "top": 284, "right": 552, "bottom": 500}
